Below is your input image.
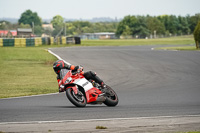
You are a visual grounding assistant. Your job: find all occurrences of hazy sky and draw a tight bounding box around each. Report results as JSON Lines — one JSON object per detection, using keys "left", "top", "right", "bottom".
{"left": 0, "top": 0, "right": 199, "bottom": 19}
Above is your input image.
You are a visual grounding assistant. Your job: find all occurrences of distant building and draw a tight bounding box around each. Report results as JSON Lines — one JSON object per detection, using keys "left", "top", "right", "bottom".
{"left": 42, "top": 24, "right": 54, "bottom": 37}
{"left": 0, "top": 30, "right": 8, "bottom": 36}
{"left": 42, "top": 24, "right": 53, "bottom": 30}
{"left": 0, "top": 30, "right": 17, "bottom": 37}
{"left": 81, "top": 32, "right": 116, "bottom": 40}
{"left": 9, "top": 30, "right": 17, "bottom": 36}
{"left": 17, "top": 28, "right": 32, "bottom": 36}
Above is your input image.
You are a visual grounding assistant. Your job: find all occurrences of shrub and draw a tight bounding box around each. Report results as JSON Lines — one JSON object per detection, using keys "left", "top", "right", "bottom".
{"left": 193, "top": 21, "right": 200, "bottom": 49}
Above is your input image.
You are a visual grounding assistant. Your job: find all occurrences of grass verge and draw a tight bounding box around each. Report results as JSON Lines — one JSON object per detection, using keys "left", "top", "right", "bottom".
{"left": 177, "top": 131, "right": 200, "bottom": 133}
{"left": 155, "top": 46, "right": 200, "bottom": 51}
{"left": 0, "top": 47, "right": 58, "bottom": 98}
{"left": 96, "top": 126, "right": 108, "bottom": 129}
{"left": 81, "top": 36, "right": 195, "bottom": 46}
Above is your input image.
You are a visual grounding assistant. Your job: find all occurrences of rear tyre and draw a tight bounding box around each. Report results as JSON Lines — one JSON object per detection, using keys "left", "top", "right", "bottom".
{"left": 104, "top": 86, "right": 118, "bottom": 107}
{"left": 66, "top": 88, "right": 86, "bottom": 107}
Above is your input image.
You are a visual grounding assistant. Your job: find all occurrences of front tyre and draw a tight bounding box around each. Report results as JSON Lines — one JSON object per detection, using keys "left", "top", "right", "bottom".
{"left": 104, "top": 86, "right": 118, "bottom": 107}
{"left": 66, "top": 88, "right": 86, "bottom": 107}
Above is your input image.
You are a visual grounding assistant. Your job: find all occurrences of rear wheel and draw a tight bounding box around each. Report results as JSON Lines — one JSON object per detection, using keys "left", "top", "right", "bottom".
{"left": 104, "top": 86, "right": 118, "bottom": 107}
{"left": 66, "top": 88, "right": 86, "bottom": 107}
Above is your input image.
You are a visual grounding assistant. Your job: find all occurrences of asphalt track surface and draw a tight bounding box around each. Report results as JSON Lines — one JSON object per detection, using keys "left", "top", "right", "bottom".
{"left": 0, "top": 46, "right": 200, "bottom": 123}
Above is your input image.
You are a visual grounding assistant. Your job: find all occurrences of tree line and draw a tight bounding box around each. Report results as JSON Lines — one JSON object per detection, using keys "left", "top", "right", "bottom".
{"left": 0, "top": 9, "right": 200, "bottom": 38}
{"left": 45, "top": 15, "right": 118, "bottom": 37}
{"left": 116, "top": 14, "right": 200, "bottom": 38}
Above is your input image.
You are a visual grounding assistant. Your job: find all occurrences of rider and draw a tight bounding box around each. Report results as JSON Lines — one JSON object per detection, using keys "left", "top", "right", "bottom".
{"left": 53, "top": 60, "right": 106, "bottom": 92}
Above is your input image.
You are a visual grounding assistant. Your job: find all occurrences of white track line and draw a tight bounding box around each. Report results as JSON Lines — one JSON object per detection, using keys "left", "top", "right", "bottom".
{"left": 0, "top": 93, "right": 59, "bottom": 100}
{"left": 0, "top": 115, "right": 199, "bottom": 125}
{"left": 48, "top": 49, "right": 71, "bottom": 65}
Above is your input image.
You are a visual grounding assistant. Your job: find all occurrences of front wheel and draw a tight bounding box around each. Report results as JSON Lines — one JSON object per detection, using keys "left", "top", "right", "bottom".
{"left": 66, "top": 88, "right": 86, "bottom": 107}
{"left": 104, "top": 86, "right": 118, "bottom": 107}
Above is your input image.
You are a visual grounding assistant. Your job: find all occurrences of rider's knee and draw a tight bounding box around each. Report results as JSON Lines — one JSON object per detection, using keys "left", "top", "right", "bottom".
{"left": 90, "top": 71, "right": 96, "bottom": 76}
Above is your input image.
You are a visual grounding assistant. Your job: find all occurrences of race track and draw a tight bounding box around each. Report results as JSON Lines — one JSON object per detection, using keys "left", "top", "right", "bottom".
{"left": 0, "top": 46, "right": 200, "bottom": 123}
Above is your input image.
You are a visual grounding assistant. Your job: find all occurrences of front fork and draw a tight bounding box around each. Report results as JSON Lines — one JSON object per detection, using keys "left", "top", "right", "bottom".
{"left": 66, "top": 85, "right": 82, "bottom": 95}
{"left": 66, "top": 85, "right": 79, "bottom": 95}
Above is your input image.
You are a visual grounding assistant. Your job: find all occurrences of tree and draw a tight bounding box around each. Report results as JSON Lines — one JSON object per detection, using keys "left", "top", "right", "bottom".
{"left": 189, "top": 13, "right": 200, "bottom": 32}
{"left": 18, "top": 10, "right": 42, "bottom": 26}
{"left": 146, "top": 16, "right": 165, "bottom": 36}
{"left": 34, "top": 25, "right": 43, "bottom": 36}
{"left": 193, "top": 21, "right": 200, "bottom": 49}
{"left": 166, "top": 15, "right": 179, "bottom": 35}
{"left": 51, "top": 15, "right": 64, "bottom": 36}
{"left": 51, "top": 15, "right": 64, "bottom": 28}
{"left": 72, "top": 21, "right": 91, "bottom": 35}
{"left": 116, "top": 15, "right": 150, "bottom": 38}
{"left": 134, "top": 16, "right": 150, "bottom": 38}
{"left": 64, "top": 21, "right": 117, "bottom": 36}
{"left": 122, "top": 25, "right": 132, "bottom": 36}
{"left": 177, "top": 16, "right": 190, "bottom": 35}
{"left": 0, "top": 21, "right": 10, "bottom": 30}
{"left": 19, "top": 23, "right": 31, "bottom": 28}
{"left": 116, "top": 15, "right": 138, "bottom": 37}
{"left": 65, "top": 23, "right": 76, "bottom": 35}
{"left": 134, "top": 26, "right": 150, "bottom": 38}
{"left": 157, "top": 15, "right": 177, "bottom": 35}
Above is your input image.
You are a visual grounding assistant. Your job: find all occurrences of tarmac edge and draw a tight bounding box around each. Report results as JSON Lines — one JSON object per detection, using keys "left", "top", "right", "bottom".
{"left": 0, "top": 115, "right": 200, "bottom": 133}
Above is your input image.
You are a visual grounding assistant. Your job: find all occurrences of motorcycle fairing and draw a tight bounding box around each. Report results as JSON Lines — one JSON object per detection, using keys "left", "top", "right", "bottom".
{"left": 73, "top": 78, "right": 102, "bottom": 103}
{"left": 74, "top": 78, "right": 93, "bottom": 92}
{"left": 85, "top": 88, "right": 102, "bottom": 103}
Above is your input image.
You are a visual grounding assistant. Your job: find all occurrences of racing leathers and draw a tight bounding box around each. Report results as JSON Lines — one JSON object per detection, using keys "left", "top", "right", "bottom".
{"left": 56, "top": 63, "right": 106, "bottom": 92}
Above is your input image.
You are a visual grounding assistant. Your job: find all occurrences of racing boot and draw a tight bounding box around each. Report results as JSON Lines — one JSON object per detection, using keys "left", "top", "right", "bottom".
{"left": 101, "top": 82, "right": 107, "bottom": 89}
{"left": 100, "top": 82, "right": 107, "bottom": 94}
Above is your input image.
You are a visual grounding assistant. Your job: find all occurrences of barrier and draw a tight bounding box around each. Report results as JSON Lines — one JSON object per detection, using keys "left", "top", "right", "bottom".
{"left": 15, "top": 38, "right": 26, "bottom": 47}
{"left": 46, "top": 37, "right": 50, "bottom": 45}
{"left": 56, "top": 37, "right": 60, "bottom": 45}
{"left": 50, "top": 37, "right": 54, "bottom": 45}
{"left": 35, "top": 38, "right": 42, "bottom": 46}
{"left": 62, "top": 37, "right": 66, "bottom": 44}
{"left": 66, "top": 37, "right": 81, "bottom": 44}
{"left": 42, "top": 37, "right": 46, "bottom": 45}
{"left": 0, "top": 38, "right": 3, "bottom": 47}
{"left": 14, "top": 38, "right": 21, "bottom": 47}
{"left": 26, "top": 38, "right": 35, "bottom": 47}
{"left": 3, "top": 39, "right": 14, "bottom": 47}
{"left": 0, "top": 37, "right": 80, "bottom": 47}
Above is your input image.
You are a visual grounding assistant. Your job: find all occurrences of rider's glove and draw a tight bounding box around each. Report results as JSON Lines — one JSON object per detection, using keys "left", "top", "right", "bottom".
{"left": 75, "top": 65, "right": 83, "bottom": 73}
{"left": 78, "top": 65, "right": 83, "bottom": 72}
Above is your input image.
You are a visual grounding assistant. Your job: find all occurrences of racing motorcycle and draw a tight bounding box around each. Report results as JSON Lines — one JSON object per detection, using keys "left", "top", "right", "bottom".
{"left": 58, "top": 68, "right": 118, "bottom": 107}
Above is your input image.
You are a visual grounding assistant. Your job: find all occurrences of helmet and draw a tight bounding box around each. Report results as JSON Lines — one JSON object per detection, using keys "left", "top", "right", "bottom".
{"left": 53, "top": 60, "right": 65, "bottom": 74}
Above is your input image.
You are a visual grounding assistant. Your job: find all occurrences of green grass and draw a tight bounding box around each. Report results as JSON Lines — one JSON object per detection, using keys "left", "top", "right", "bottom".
{"left": 96, "top": 126, "right": 108, "bottom": 129}
{"left": 0, "top": 47, "right": 58, "bottom": 98}
{"left": 155, "top": 46, "right": 199, "bottom": 51}
{"left": 178, "top": 131, "right": 200, "bottom": 133}
{"left": 81, "top": 36, "right": 195, "bottom": 46}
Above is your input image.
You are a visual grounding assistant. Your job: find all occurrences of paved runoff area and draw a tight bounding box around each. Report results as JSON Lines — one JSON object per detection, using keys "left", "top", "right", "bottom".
{"left": 0, "top": 115, "right": 200, "bottom": 133}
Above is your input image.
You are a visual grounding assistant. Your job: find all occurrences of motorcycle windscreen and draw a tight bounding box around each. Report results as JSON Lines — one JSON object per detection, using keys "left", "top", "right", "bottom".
{"left": 60, "top": 69, "right": 70, "bottom": 80}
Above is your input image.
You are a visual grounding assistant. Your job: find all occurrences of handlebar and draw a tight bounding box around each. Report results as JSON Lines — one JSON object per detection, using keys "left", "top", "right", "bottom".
{"left": 72, "top": 69, "right": 83, "bottom": 75}
{"left": 72, "top": 65, "right": 83, "bottom": 75}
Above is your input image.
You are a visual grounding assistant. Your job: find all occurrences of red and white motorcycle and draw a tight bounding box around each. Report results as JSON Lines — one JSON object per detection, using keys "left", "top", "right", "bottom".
{"left": 59, "top": 69, "right": 118, "bottom": 107}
